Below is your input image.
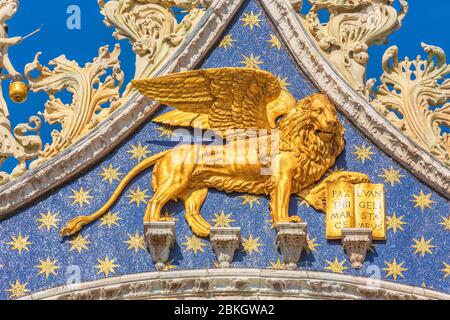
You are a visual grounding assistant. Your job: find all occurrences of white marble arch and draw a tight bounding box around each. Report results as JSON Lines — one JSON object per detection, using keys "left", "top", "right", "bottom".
{"left": 22, "top": 269, "right": 450, "bottom": 300}
{"left": 0, "top": 0, "right": 449, "bottom": 219}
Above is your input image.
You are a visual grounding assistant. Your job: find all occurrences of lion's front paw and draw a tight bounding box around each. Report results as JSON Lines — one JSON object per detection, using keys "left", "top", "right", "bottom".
{"left": 339, "top": 172, "right": 371, "bottom": 185}
{"left": 279, "top": 215, "right": 303, "bottom": 223}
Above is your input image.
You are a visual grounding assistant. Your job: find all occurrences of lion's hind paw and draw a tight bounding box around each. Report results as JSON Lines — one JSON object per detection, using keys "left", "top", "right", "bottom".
{"left": 278, "top": 215, "right": 303, "bottom": 223}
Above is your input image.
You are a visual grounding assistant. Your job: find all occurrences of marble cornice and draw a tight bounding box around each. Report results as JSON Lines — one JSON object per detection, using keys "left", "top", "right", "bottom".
{"left": 23, "top": 269, "right": 450, "bottom": 300}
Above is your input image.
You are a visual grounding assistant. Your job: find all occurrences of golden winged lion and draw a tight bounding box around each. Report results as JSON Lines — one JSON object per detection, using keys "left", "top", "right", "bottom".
{"left": 61, "top": 68, "right": 370, "bottom": 238}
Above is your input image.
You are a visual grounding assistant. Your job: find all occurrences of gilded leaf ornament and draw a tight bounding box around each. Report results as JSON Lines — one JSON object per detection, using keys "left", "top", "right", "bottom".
{"left": 295, "top": 1, "right": 450, "bottom": 166}
{"left": 384, "top": 259, "right": 407, "bottom": 281}
{"left": 1, "top": 0, "right": 450, "bottom": 300}
{"left": 5, "top": 280, "right": 29, "bottom": 300}
{"left": 0, "top": 116, "right": 42, "bottom": 186}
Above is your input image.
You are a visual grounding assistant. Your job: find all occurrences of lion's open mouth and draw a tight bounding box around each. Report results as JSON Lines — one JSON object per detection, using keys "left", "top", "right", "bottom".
{"left": 316, "top": 130, "right": 334, "bottom": 139}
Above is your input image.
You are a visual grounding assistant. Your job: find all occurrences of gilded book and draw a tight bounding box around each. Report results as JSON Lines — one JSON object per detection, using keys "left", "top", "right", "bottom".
{"left": 326, "top": 182, "right": 386, "bottom": 240}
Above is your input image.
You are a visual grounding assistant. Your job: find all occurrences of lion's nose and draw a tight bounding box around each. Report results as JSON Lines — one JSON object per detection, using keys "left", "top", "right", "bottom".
{"left": 327, "top": 120, "right": 338, "bottom": 128}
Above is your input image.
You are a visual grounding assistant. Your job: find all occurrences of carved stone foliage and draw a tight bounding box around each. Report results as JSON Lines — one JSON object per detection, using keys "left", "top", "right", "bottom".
{"left": 276, "top": 223, "right": 307, "bottom": 270}
{"left": 263, "top": 0, "right": 449, "bottom": 198}
{"left": 99, "top": 0, "right": 206, "bottom": 84}
{"left": 300, "top": 0, "right": 408, "bottom": 96}
{"left": 0, "top": 116, "right": 42, "bottom": 186}
{"left": 370, "top": 43, "right": 450, "bottom": 165}
{"left": 24, "top": 45, "right": 124, "bottom": 168}
{"left": 210, "top": 227, "right": 241, "bottom": 268}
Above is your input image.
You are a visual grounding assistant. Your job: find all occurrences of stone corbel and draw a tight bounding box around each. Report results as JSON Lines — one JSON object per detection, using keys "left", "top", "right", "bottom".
{"left": 341, "top": 228, "right": 373, "bottom": 269}
{"left": 144, "top": 222, "right": 176, "bottom": 271}
{"left": 275, "top": 223, "right": 308, "bottom": 270}
{"left": 210, "top": 227, "right": 241, "bottom": 268}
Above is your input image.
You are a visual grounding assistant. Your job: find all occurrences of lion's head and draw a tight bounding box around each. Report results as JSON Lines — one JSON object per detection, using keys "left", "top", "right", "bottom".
{"left": 278, "top": 93, "right": 345, "bottom": 190}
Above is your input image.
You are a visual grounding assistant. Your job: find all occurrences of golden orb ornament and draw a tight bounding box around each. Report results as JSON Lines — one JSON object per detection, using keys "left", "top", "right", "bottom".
{"left": 9, "top": 80, "right": 29, "bottom": 104}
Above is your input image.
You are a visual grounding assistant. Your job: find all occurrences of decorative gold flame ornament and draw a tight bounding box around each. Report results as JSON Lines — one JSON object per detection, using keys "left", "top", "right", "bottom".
{"left": 61, "top": 68, "right": 370, "bottom": 238}
{"left": 9, "top": 77, "right": 29, "bottom": 103}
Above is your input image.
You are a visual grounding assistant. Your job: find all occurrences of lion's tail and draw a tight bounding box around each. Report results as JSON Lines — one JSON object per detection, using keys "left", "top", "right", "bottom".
{"left": 60, "top": 150, "right": 170, "bottom": 237}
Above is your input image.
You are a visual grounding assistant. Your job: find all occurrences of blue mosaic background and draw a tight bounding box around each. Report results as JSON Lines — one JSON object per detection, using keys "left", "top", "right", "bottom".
{"left": 0, "top": 0, "right": 449, "bottom": 299}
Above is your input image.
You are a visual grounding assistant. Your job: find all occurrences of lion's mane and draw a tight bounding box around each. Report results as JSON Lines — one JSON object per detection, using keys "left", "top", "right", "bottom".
{"left": 278, "top": 94, "right": 345, "bottom": 193}
{"left": 195, "top": 94, "right": 345, "bottom": 195}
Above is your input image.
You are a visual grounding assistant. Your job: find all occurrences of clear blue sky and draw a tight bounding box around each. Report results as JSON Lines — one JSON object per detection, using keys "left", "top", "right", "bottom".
{"left": 2, "top": 0, "right": 449, "bottom": 172}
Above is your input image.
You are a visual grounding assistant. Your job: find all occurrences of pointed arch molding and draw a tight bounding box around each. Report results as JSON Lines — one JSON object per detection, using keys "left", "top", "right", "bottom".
{"left": 22, "top": 269, "right": 450, "bottom": 300}
{"left": 0, "top": 0, "right": 449, "bottom": 218}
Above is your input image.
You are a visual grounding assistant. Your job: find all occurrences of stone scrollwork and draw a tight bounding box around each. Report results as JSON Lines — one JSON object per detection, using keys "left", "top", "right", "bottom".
{"left": 371, "top": 43, "right": 450, "bottom": 165}
{"left": 275, "top": 223, "right": 307, "bottom": 270}
{"left": 98, "top": 0, "right": 207, "bottom": 86}
{"left": 341, "top": 228, "right": 372, "bottom": 269}
{"left": 24, "top": 45, "right": 124, "bottom": 168}
{"left": 300, "top": 0, "right": 408, "bottom": 96}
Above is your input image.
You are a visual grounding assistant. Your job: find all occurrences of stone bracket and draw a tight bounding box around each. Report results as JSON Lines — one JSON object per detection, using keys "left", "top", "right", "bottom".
{"left": 210, "top": 227, "right": 241, "bottom": 268}
{"left": 260, "top": 0, "right": 450, "bottom": 199}
{"left": 275, "top": 223, "right": 308, "bottom": 270}
{"left": 144, "top": 222, "right": 176, "bottom": 271}
{"left": 342, "top": 228, "right": 373, "bottom": 270}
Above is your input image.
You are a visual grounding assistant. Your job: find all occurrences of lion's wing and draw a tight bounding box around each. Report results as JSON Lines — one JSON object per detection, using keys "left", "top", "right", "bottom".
{"left": 132, "top": 68, "right": 282, "bottom": 136}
